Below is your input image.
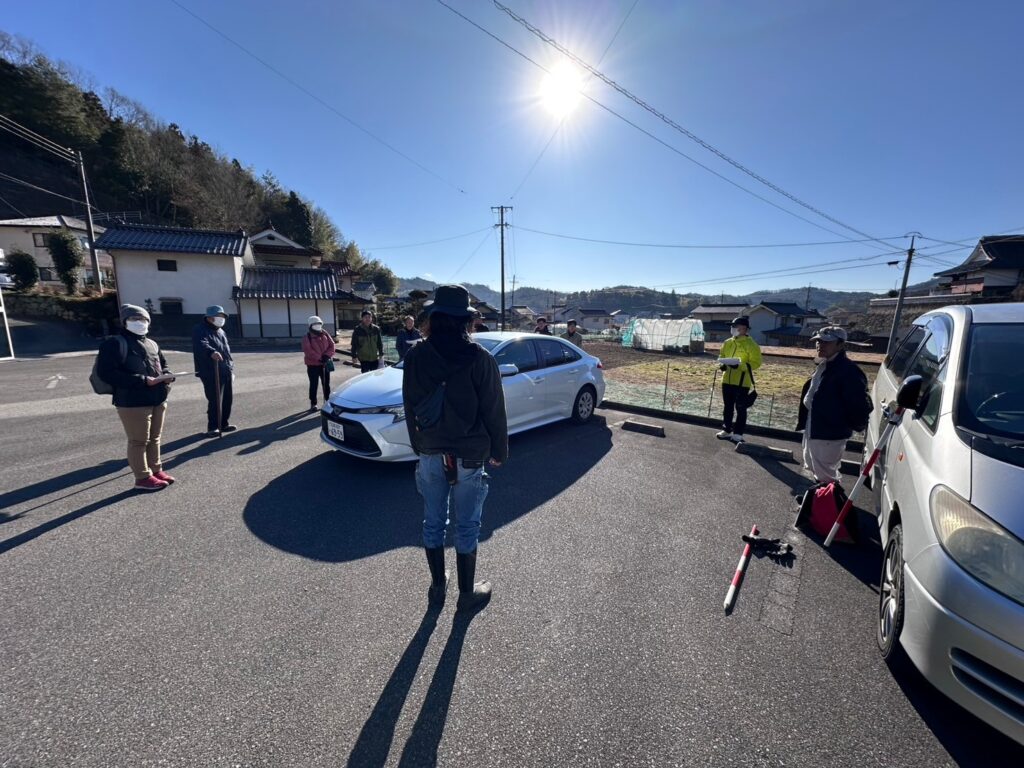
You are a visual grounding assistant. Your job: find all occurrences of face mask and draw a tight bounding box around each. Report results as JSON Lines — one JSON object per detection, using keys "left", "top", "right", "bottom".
{"left": 311, "top": 323, "right": 323, "bottom": 332}
{"left": 730, "top": 328, "right": 740, "bottom": 338}
{"left": 211, "top": 317, "right": 226, "bottom": 328}
{"left": 126, "top": 320, "right": 149, "bottom": 335}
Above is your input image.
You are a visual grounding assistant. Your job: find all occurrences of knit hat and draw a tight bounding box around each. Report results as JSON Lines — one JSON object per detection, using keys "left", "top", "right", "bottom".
{"left": 308, "top": 315, "right": 323, "bottom": 326}
{"left": 120, "top": 303, "right": 150, "bottom": 323}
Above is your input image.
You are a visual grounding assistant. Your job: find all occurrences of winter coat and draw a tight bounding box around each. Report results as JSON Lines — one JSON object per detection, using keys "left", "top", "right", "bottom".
{"left": 402, "top": 335, "right": 508, "bottom": 463}
{"left": 396, "top": 327, "right": 423, "bottom": 359}
{"left": 560, "top": 330, "right": 585, "bottom": 347}
{"left": 718, "top": 335, "right": 762, "bottom": 388}
{"left": 351, "top": 323, "right": 384, "bottom": 362}
{"left": 796, "top": 351, "right": 873, "bottom": 440}
{"left": 192, "top": 321, "right": 233, "bottom": 381}
{"left": 96, "top": 330, "right": 171, "bottom": 408}
{"left": 302, "top": 330, "right": 336, "bottom": 366}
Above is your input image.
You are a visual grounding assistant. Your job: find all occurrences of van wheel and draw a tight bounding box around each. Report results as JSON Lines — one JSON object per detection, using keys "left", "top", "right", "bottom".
{"left": 572, "top": 386, "right": 596, "bottom": 423}
{"left": 877, "top": 523, "right": 908, "bottom": 668}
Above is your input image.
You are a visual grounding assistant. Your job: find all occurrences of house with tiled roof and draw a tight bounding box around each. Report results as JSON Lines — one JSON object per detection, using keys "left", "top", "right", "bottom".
{"left": 95, "top": 223, "right": 253, "bottom": 336}
{"left": 746, "top": 301, "right": 825, "bottom": 345}
{"left": 0, "top": 215, "right": 112, "bottom": 289}
{"left": 250, "top": 228, "right": 323, "bottom": 269}
{"left": 686, "top": 303, "right": 751, "bottom": 342}
{"left": 932, "top": 235, "right": 1024, "bottom": 298}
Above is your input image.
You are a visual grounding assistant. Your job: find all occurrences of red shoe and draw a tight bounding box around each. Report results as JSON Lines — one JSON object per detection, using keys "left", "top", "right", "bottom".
{"left": 153, "top": 471, "right": 176, "bottom": 485}
{"left": 135, "top": 475, "right": 168, "bottom": 492}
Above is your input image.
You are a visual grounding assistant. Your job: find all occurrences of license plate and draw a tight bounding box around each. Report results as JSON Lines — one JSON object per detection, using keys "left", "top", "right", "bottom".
{"left": 327, "top": 421, "right": 345, "bottom": 441}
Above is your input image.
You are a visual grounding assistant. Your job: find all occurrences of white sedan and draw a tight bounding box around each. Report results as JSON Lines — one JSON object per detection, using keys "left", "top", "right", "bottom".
{"left": 320, "top": 332, "right": 606, "bottom": 461}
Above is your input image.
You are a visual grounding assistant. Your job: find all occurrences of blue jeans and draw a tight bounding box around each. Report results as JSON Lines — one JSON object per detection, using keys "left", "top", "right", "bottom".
{"left": 415, "top": 453, "right": 489, "bottom": 553}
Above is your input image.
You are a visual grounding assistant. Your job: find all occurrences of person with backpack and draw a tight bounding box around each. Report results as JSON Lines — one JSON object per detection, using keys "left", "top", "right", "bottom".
{"left": 192, "top": 305, "right": 236, "bottom": 437}
{"left": 796, "top": 326, "right": 872, "bottom": 482}
{"left": 96, "top": 304, "right": 176, "bottom": 492}
{"left": 402, "top": 284, "right": 508, "bottom": 612}
{"left": 716, "top": 316, "right": 762, "bottom": 444}
{"left": 301, "top": 315, "right": 336, "bottom": 412}
{"left": 351, "top": 310, "right": 384, "bottom": 373}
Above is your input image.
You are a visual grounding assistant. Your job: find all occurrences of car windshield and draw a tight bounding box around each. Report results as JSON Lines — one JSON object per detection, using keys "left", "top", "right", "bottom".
{"left": 390, "top": 336, "right": 502, "bottom": 369}
{"left": 957, "top": 323, "right": 1024, "bottom": 442}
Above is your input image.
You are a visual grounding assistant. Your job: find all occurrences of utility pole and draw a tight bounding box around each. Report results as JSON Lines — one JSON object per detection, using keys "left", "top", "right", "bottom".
{"left": 804, "top": 283, "right": 811, "bottom": 312}
{"left": 77, "top": 151, "right": 102, "bottom": 293}
{"left": 886, "top": 234, "right": 917, "bottom": 356}
{"left": 510, "top": 274, "right": 517, "bottom": 312}
{"left": 491, "top": 206, "right": 511, "bottom": 330}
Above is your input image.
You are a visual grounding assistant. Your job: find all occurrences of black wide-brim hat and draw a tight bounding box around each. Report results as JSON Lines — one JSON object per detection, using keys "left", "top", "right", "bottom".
{"left": 425, "top": 284, "right": 475, "bottom": 318}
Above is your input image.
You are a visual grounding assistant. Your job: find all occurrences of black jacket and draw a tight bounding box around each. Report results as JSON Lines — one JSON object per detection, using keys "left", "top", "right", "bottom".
{"left": 192, "top": 322, "right": 233, "bottom": 380}
{"left": 796, "top": 351, "right": 873, "bottom": 440}
{"left": 402, "top": 336, "right": 508, "bottom": 462}
{"left": 396, "top": 327, "right": 422, "bottom": 359}
{"left": 97, "top": 330, "right": 171, "bottom": 408}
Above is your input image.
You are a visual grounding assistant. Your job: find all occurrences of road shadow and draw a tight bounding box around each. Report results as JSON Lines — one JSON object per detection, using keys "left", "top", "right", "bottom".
{"left": 889, "top": 657, "right": 1024, "bottom": 765}
{"left": 741, "top": 453, "right": 882, "bottom": 591}
{"left": 396, "top": 610, "right": 478, "bottom": 767}
{"left": 244, "top": 418, "right": 614, "bottom": 562}
{"left": 0, "top": 490, "right": 136, "bottom": 555}
{"left": 346, "top": 607, "right": 442, "bottom": 768}
{"left": 0, "top": 414, "right": 313, "bottom": 514}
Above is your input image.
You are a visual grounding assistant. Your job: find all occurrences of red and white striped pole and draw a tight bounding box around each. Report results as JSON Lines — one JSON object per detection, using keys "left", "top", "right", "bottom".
{"left": 724, "top": 524, "right": 758, "bottom": 611}
{"left": 823, "top": 408, "right": 903, "bottom": 547}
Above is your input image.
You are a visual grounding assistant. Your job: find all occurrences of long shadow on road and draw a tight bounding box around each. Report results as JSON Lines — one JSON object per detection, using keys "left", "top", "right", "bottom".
{"left": 243, "top": 418, "right": 614, "bottom": 563}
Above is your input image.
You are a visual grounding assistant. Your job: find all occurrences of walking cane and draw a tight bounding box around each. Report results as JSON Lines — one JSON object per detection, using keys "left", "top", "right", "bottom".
{"left": 213, "top": 360, "right": 223, "bottom": 438}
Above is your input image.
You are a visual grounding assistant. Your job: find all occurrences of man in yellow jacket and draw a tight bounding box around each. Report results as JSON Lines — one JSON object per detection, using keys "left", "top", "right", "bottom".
{"left": 716, "top": 316, "right": 762, "bottom": 444}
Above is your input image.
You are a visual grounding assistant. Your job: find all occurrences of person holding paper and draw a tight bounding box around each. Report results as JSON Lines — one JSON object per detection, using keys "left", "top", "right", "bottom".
{"left": 716, "top": 316, "right": 762, "bottom": 444}
{"left": 96, "top": 304, "right": 177, "bottom": 491}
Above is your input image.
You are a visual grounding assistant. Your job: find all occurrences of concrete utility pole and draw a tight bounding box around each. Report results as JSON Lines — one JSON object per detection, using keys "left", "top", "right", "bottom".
{"left": 77, "top": 151, "right": 102, "bottom": 293}
{"left": 886, "top": 234, "right": 917, "bottom": 356}
{"left": 805, "top": 283, "right": 812, "bottom": 311}
{"left": 491, "top": 206, "right": 511, "bottom": 330}
{"left": 510, "top": 274, "right": 517, "bottom": 312}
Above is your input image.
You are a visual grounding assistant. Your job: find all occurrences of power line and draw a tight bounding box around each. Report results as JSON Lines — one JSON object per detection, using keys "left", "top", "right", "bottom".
{"left": 434, "top": 0, "right": 882, "bottom": 246}
{"left": 492, "top": 1, "right": 900, "bottom": 251}
{"left": 0, "top": 171, "right": 94, "bottom": 208}
{"left": 0, "top": 115, "right": 76, "bottom": 163}
{"left": 365, "top": 226, "right": 492, "bottom": 250}
{"left": 514, "top": 225, "right": 907, "bottom": 249}
{"left": 654, "top": 258, "right": 905, "bottom": 291}
{"left": 449, "top": 228, "right": 496, "bottom": 281}
{"left": 168, "top": 0, "right": 468, "bottom": 195}
{"left": 507, "top": 0, "right": 639, "bottom": 200}
{"left": 0, "top": 193, "right": 27, "bottom": 217}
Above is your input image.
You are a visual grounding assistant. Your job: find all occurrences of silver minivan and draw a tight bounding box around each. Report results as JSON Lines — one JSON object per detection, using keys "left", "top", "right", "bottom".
{"left": 866, "top": 302, "right": 1024, "bottom": 745}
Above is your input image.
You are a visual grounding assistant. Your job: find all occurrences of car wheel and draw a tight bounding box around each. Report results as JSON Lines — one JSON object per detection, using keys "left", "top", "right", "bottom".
{"left": 571, "top": 386, "right": 596, "bottom": 423}
{"left": 877, "top": 523, "right": 908, "bottom": 667}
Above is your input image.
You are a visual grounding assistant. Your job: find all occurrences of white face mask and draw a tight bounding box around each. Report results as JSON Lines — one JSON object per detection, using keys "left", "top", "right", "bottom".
{"left": 126, "top": 320, "right": 149, "bottom": 335}
{"left": 311, "top": 323, "right": 323, "bottom": 332}
{"left": 211, "top": 317, "right": 226, "bottom": 328}
{"left": 730, "top": 328, "right": 741, "bottom": 338}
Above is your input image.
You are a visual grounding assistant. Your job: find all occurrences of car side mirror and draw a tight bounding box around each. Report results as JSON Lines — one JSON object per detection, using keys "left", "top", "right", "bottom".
{"left": 498, "top": 364, "right": 519, "bottom": 377}
{"left": 896, "top": 374, "right": 924, "bottom": 411}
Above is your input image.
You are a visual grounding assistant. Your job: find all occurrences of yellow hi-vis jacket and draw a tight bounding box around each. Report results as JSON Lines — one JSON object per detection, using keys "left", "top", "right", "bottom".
{"left": 719, "top": 335, "right": 763, "bottom": 388}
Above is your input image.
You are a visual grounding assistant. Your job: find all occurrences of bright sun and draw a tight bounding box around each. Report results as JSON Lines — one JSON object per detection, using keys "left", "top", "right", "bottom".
{"left": 539, "top": 60, "right": 585, "bottom": 119}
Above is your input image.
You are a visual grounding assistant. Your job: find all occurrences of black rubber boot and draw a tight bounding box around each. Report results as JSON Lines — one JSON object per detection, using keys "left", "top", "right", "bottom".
{"left": 456, "top": 550, "right": 491, "bottom": 612}
{"left": 425, "top": 547, "right": 448, "bottom": 608}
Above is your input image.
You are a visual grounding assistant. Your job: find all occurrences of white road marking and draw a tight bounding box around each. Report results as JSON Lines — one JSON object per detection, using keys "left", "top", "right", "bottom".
{"left": 45, "top": 374, "right": 66, "bottom": 389}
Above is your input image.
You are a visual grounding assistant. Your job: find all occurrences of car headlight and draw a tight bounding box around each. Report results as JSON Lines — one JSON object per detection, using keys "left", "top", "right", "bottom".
{"left": 930, "top": 485, "right": 1024, "bottom": 606}
{"left": 383, "top": 405, "right": 405, "bottom": 422}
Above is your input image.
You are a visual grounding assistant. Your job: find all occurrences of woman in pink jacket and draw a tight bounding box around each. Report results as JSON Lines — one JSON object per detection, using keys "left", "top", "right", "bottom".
{"left": 301, "top": 315, "right": 337, "bottom": 412}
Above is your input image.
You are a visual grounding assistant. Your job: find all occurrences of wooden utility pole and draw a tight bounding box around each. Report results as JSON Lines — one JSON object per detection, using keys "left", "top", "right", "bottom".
{"left": 886, "top": 234, "right": 917, "bottom": 356}
{"left": 77, "top": 151, "right": 102, "bottom": 292}
{"left": 491, "top": 206, "right": 511, "bottom": 330}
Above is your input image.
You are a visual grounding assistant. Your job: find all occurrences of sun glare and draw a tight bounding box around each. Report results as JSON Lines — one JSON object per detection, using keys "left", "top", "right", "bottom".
{"left": 539, "top": 60, "right": 585, "bottom": 119}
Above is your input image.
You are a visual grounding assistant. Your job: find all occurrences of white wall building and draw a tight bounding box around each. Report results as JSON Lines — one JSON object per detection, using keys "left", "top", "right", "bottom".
{"left": 0, "top": 215, "right": 112, "bottom": 288}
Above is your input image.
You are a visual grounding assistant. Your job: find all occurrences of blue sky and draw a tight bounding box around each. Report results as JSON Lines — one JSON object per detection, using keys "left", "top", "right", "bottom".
{"left": 5, "top": 0, "right": 1023, "bottom": 294}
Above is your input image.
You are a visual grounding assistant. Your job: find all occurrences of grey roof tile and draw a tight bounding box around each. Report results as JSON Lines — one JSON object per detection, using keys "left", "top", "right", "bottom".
{"left": 94, "top": 224, "right": 247, "bottom": 255}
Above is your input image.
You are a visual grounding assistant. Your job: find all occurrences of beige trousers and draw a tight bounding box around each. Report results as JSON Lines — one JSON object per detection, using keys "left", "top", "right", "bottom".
{"left": 116, "top": 403, "right": 167, "bottom": 480}
{"left": 802, "top": 433, "right": 846, "bottom": 483}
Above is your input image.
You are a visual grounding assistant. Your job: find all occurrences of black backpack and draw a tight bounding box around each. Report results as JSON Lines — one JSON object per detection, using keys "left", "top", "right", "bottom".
{"left": 89, "top": 336, "right": 157, "bottom": 395}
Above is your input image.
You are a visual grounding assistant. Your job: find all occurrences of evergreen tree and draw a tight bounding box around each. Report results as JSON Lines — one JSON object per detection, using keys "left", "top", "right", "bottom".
{"left": 47, "top": 230, "right": 84, "bottom": 295}
{"left": 6, "top": 248, "right": 38, "bottom": 291}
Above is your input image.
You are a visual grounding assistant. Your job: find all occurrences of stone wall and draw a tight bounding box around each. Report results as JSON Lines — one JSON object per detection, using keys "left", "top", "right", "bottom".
{"left": 5, "top": 292, "right": 119, "bottom": 332}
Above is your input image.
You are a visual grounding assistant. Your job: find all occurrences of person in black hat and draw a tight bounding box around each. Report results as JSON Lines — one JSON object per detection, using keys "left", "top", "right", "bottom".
{"left": 402, "top": 284, "right": 509, "bottom": 612}
{"left": 716, "top": 316, "right": 762, "bottom": 444}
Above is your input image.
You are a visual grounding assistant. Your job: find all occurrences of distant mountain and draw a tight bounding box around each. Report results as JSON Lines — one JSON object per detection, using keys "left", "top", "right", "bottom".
{"left": 397, "top": 278, "right": 885, "bottom": 316}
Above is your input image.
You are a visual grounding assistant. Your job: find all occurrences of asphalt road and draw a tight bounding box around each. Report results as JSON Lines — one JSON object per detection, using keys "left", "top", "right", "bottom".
{"left": 1, "top": 349, "right": 1021, "bottom": 767}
